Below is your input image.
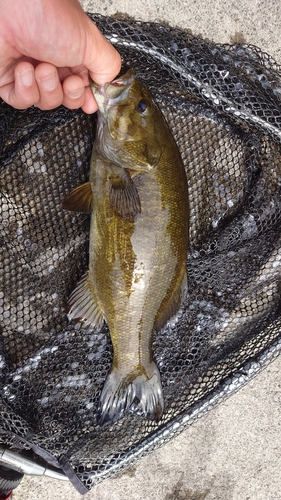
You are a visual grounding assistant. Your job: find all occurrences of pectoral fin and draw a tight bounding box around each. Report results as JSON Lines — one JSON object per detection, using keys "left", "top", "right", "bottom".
{"left": 67, "top": 272, "right": 105, "bottom": 329}
{"left": 108, "top": 167, "right": 141, "bottom": 221}
{"left": 62, "top": 181, "right": 93, "bottom": 213}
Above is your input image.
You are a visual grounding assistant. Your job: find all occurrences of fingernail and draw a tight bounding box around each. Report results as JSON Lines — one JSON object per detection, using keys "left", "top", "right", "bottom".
{"left": 39, "top": 73, "right": 58, "bottom": 91}
{"left": 66, "top": 88, "right": 84, "bottom": 99}
{"left": 19, "top": 68, "right": 34, "bottom": 87}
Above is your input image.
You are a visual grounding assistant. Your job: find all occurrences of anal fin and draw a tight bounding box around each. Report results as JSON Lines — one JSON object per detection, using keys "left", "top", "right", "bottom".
{"left": 154, "top": 270, "right": 187, "bottom": 333}
{"left": 67, "top": 272, "right": 104, "bottom": 329}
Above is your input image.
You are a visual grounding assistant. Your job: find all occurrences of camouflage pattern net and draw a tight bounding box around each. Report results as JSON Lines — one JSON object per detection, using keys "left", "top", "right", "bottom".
{"left": 0, "top": 13, "right": 281, "bottom": 494}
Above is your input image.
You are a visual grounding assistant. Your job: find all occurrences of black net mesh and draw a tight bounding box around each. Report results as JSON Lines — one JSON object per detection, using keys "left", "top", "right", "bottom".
{"left": 1, "top": 13, "right": 281, "bottom": 494}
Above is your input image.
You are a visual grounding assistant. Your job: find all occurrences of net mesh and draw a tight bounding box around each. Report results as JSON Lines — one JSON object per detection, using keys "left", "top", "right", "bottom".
{"left": 0, "top": 13, "right": 281, "bottom": 493}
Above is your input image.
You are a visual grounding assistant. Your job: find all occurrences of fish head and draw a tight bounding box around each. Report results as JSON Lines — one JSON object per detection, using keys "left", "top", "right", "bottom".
{"left": 90, "top": 69, "right": 164, "bottom": 172}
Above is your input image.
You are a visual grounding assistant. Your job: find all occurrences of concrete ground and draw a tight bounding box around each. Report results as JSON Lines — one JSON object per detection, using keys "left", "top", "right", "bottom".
{"left": 12, "top": 1, "right": 281, "bottom": 499}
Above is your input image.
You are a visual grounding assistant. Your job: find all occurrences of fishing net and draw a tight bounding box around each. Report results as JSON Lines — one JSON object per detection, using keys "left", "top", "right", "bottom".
{"left": 1, "top": 13, "right": 281, "bottom": 494}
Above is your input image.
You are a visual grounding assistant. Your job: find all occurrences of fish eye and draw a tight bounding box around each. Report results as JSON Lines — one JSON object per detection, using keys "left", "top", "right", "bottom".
{"left": 137, "top": 99, "right": 148, "bottom": 114}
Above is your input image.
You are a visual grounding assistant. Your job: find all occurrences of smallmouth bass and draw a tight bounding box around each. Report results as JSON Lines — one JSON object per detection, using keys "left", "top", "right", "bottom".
{"left": 63, "top": 69, "right": 189, "bottom": 425}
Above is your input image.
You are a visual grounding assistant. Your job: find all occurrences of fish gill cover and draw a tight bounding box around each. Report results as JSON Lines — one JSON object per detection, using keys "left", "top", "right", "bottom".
{"left": 0, "top": 13, "right": 281, "bottom": 494}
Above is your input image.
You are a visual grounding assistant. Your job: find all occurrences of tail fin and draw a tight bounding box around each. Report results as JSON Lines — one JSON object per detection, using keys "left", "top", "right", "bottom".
{"left": 97, "top": 362, "right": 164, "bottom": 425}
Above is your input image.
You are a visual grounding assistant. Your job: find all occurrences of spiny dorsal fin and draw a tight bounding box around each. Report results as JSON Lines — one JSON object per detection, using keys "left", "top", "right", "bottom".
{"left": 67, "top": 272, "right": 105, "bottom": 329}
{"left": 108, "top": 168, "right": 141, "bottom": 221}
{"left": 62, "top": 181, "right": 93, "bottom": 213}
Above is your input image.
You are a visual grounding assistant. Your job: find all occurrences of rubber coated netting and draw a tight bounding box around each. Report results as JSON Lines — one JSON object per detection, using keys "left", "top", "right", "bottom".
{"left": 0, "top": 13, "right": 281, "bottom": 494}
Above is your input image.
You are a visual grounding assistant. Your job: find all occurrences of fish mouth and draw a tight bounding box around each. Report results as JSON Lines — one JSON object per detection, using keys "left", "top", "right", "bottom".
{"left": 90, "top": 69, "right": 135, "bottom": 112}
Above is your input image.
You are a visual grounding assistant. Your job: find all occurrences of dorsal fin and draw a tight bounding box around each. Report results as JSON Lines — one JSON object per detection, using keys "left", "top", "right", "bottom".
{"left": 67, "top": 272, "right": 105, "bottom": 329}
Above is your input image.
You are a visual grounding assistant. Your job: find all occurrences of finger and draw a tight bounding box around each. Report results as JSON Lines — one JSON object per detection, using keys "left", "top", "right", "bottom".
{"left": 65, "top": 65, "right": 89, "bottom": 85}
{"left": 57, "top": 66, "right": 74, "bottom": 82}
{"left": 34, "top": 62, "right": 64, "bottom": 110}
{"left": 61, "top": 66, "right": 98, "bottom": 113}
{"left": 84, "top": 19, "right": 122, "bottom": 84}
{"left": 81, "top": 86, "right": 99, "bottom": 114}
{"left": 0, "top": 61, "right": 40, "bottom": 109}
{"left": 62, "top": 74, "right": 86, "bottom": 110}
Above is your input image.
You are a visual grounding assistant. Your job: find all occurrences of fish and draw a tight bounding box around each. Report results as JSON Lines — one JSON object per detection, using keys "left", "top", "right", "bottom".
{"left": 62, "top": 69, "right": 189, "bottom": 425}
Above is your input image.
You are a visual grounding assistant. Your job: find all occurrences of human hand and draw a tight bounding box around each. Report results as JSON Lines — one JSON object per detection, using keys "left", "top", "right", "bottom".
{"left": 0, "top": 0, "right": 121, "bottom": 113}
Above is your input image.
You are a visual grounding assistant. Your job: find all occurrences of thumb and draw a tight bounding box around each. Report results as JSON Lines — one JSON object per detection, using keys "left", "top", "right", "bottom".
{"left": 83, "top": 16, "right": 121, "bottom": 84}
